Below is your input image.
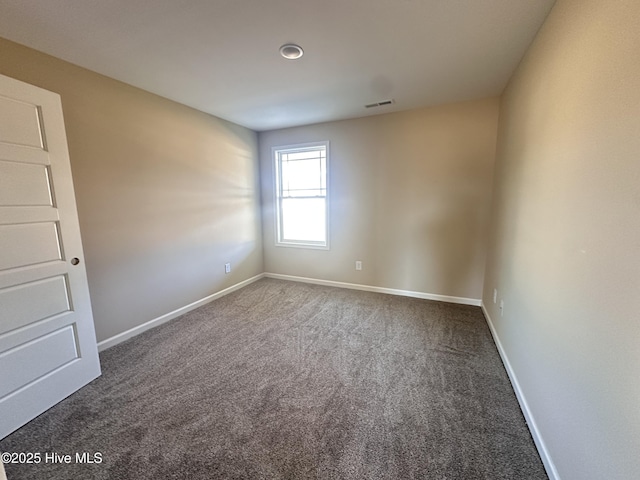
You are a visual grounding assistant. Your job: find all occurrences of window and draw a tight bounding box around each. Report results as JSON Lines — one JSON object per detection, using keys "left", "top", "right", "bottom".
{"left": 274, "top": 142, "right": 329, "bottom": 248}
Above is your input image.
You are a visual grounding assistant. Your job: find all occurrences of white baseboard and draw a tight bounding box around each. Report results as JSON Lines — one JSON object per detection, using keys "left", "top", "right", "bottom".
{"left": 481, "top": 302, "right": 560, "bottom": 480}
{"left": 97, "top": 273, "right": 265, "bottom": 351}
{"left": 264, "top": 273, "right": 481, "bottom": 306}
{"left": 98, "top": 272, "right": 478, "bottom": 352}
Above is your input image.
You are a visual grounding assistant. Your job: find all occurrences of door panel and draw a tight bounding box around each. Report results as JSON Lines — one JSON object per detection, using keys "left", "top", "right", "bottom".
{"left": 0, "top": 222, "right": 62, "bottom": 270}
{"left": 0, "top": 276, "right": 71, "bottom": 334}
{"left": 0, "top": 95, "right": 43, "bottom": 148}
{"left": 0, "top": 326, "right": 78, "bottom": 398}
{"left": 0, "top": 74, "right": 101, "bottom": 439}
{"left": 0, "top": 160, "right": 53, "bottom": 206}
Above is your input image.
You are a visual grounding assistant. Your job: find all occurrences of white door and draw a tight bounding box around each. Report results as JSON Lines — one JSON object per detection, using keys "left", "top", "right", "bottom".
{"left": 0, "top": 74, "right": 101, "bottom": 438}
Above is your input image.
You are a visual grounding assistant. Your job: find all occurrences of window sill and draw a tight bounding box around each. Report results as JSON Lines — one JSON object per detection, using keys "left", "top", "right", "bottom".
{"left": 275, "top": 241, "right": 330, "bottom": 251}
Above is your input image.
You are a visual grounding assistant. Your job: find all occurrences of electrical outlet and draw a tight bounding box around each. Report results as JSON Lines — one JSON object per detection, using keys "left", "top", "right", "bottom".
{"left": 355, "top": 261, "right": 362, "bottom": 271}
{"left": 493, "top": 289, "right": 497, "bottom": 304}
{"left": 499, "top": 299, "right": 504, "bottom": 317}
{"left": 224, "top": 262, "right": 231, "bottom": 274}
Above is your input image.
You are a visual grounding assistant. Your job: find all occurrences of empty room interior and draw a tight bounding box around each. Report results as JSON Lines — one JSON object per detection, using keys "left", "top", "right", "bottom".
{"left": 0, "top": 0, "right": 638, "bottom": 479}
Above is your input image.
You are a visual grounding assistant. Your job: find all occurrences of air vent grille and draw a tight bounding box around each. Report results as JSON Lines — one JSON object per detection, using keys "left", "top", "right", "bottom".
{"left": 365, "top": 99, "right": 395, "bottom": 109}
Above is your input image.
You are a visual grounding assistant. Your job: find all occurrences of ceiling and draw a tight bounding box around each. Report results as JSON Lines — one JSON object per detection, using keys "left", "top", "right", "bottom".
{"left": 0, "top": 0, "right": 556, "bottom": 131}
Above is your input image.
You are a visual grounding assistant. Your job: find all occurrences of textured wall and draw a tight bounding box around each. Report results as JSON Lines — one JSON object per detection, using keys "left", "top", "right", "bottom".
{"left": 483, "top": 0, "right": 640, "bottom": 478}
{"left": 0, "top": 38, "right": 264, "bottom": 343}
{"left": 260, "top": 98, "right": 499, "bottom": 301}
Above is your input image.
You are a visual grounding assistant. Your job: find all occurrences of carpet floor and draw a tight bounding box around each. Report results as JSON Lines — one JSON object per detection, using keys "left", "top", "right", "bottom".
{"left": 0, "top": 278, "right": 547, "bottom": 479}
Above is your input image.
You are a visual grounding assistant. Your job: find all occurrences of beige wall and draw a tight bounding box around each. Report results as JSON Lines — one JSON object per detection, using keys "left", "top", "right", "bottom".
{"left": 0, "top": 38, "right": 263, "bottom": 343}
{"left": 483, "top": 0, "right": 640, "bottom": 478}
{"left": 260, "top": 98, "right": 499, "bottom": 300}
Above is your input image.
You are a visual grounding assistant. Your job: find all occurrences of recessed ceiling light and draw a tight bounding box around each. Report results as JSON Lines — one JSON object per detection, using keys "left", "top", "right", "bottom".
{"left": 279, "top": 44, "right": 304, "bottom": 60}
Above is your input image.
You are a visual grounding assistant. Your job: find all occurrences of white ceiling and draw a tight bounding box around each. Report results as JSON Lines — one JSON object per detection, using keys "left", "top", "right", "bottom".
{"left": 0, "top": 0, "right": 555, "bottom": 131}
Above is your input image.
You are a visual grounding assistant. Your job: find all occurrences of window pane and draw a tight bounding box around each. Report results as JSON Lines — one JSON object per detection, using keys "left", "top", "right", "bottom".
{"left": 284, "top": 150, "right": 325, "bottom": 161}
{"left": 281, "top": 157, "right": 325, "bottom": 193}
{"left": 281, "top": 198, "right": 326, "bottom": 242}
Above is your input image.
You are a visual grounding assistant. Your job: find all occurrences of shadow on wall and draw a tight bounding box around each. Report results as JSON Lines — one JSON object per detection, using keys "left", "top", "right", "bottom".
{"left": 87, "top": 116, "right": 260, "bottom": 267}
{"left": 366, "top": 104, "right": 495, "bottom": 299}
{"left": 373, "top": 154, "right": 489, "bottom": 298}
{"left": 424, "top": 200, "right": 480, "bottom": 297}
{"left": 386, "top": 191, "right": 481, "bottom": 298}
{"left": 83, "top": 112, "right": 262, "bottom": 342}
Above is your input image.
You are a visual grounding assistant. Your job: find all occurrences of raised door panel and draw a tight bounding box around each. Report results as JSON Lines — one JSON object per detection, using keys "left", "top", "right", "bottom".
{"left": 0, "top": 223, "right": 62, "bottom": 271}
{"left": 0, "top": 95, "right": 43, "bottom": 149}
{"left": 0, "top": 160, "right": 53, "bottom": 206}
{"left": 0, "top": 276, "right": 71, "bottom": 334}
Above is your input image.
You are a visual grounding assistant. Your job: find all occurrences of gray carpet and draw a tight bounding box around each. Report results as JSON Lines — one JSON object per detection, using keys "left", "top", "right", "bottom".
{"left": 0, "top": 278, "right": 547, "bottom": 479}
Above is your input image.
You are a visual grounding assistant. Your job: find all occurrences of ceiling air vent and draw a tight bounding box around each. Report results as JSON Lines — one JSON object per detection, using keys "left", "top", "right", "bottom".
{"left": 365, "top": 99, "right": 395, "bottom": 109}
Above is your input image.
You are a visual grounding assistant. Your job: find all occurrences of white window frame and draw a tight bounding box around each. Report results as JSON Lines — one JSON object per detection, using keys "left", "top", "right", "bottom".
{"left": 273, "top": 141, "right": 330, "bottom": 250}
